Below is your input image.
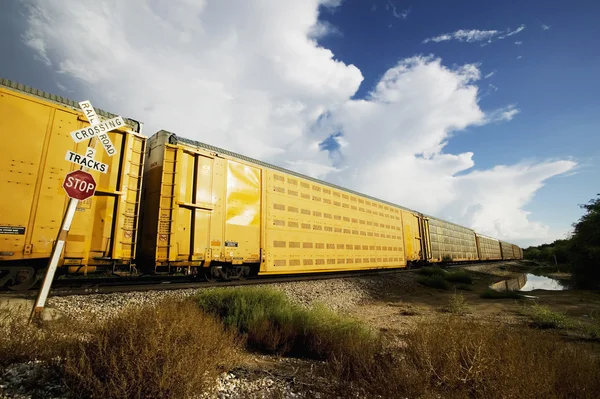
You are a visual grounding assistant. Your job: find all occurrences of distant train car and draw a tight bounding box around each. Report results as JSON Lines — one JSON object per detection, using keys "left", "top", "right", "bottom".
{"left": 512, "top": 244, "right": 523, "bottom": 260}
{"left": 425, "top": 217, "right": 478, "bottom": 263}
{"left": 0, "top": 79, "right": 145, "bottom": 290}
{"left": 475, "top": 234, "right": 503, "bottom": 261}
{"left": 500, "top": 241, "right": 516, "bottom": 260}
{"left": 139, "top": 131, "right": 413, "bottom": 280}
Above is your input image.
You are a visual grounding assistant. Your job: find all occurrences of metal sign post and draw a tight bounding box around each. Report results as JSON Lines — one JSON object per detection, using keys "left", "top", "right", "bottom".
{"left": 30, "top": 101, "right": 122, "bottom": 320}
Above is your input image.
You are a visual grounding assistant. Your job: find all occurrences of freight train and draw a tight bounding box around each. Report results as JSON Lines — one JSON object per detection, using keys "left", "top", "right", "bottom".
{"left": 0, "top": 79, "right": 523, "bottom": 290}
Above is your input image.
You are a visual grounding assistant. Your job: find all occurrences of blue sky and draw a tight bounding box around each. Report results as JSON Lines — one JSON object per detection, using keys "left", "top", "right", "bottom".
{"left": 1, "top": 0, "right": 598, "bottom": 246}
{"left": 314, "top": 0, "right": 600, "bottom": 239}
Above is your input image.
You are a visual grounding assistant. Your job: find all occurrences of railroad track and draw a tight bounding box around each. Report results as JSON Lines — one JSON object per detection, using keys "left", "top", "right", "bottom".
{"left": 0, "top": 261, "right": 511, "bottom": 299}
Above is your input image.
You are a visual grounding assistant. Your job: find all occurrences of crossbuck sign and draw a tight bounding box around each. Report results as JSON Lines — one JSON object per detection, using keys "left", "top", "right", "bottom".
{"left": 31, "top": 101, "right": 126, "bottom": 319}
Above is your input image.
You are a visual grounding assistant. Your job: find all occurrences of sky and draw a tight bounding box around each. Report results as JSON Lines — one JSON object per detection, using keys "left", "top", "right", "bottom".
{"left": 1, "top": 0, "right": 598, "bottom": 247}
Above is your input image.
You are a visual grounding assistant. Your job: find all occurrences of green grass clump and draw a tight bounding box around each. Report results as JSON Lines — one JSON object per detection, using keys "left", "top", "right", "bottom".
{"left": 444, "top": 270, "right": 473, "bottom": 284}
{"left": 196, "top": 288, "right": 381, "bottom": 364}
{"left": 480, "top": 288, "right": 524, "bottom": 299}
{"left": 521, "top": 303, "right": 572, "bottom": 329}
{"left": 444, "top": 292, "right": 469, "bottom": 314}
{"left": 416, "top": 266, "right": 447, "bottom": 277}
{"left": 417, "top": 275, "right": 451, "bottom": 290}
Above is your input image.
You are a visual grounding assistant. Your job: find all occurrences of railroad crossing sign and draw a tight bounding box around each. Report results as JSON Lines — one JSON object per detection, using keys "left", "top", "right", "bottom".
{"left": 68, "top": 102, "right": 122, "bottom": 157}
{"left": 62, "top": 170, "right": 97, "bottom": 200}
{"left": 64, "top": 149, "right": 108, "bottom": 173}
{"left": 32, "top": 99, "right": 123, "bottom": 320}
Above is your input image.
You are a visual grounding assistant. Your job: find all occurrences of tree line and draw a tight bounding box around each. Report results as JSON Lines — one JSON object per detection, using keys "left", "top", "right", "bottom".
{"left": 524, "top": 194, "right": 600, "bottom": 289}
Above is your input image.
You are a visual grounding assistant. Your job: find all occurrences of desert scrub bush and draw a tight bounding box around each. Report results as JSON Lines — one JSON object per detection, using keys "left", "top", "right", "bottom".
{"left": 417, "top": 275, "right": 450, "bottom": 290}
{"left": 62, "top": 299, "right": 240, "bottom": 399}
{"left": 520, "top": 302, "right": 572, "bottom": 329}
{"left": 444, "top": 270, "right": 473, "bottom": 284}
{"left": 415, "top": 266, "right": 446, "bottom": 277}
{"left": 0, "top": 303, "right": 46, "bottom": 369}
{"left": 0, "top": 303, "right": 83, "bottom": 369}
{"left": 395, "top": 317, "right": 600, "bottom": 399}
{"left": 443, "top": 292, "right": 468, "bottom": 314}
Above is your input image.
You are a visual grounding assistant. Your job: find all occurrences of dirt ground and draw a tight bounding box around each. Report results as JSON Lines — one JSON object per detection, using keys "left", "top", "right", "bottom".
{"left": 348, "top": 261, "right": 600, "bottom": 337}
{"left": 236, "top": 261, "right": 600, "bottom": 396}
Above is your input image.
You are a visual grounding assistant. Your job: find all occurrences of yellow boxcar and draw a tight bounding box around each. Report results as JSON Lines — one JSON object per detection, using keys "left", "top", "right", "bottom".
{"left": 511, "top": 244, "right": 523, "bottom": 259}
{"left": 475, "top": 234, "right": 502, "bottom": 261}
{"left": 400, "top": 209, "right": 426, "bottom": 265}
{"left": 139, "top": 131, "right": 408, "bottom": 279}
{"left": 425, "top": 217, "right": 478, "bottom": 262}
{"left": 500, "top": 241, "right": 516, "bottom": 260}
{"left": 0, "top": 79, "right": 145, "bottom": 290}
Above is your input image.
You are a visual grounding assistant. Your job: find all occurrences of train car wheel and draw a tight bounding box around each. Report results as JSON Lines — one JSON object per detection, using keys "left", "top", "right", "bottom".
{"left": 5, "top": 267, "right": 37, "bottom": 291}
{"left": 203, "top": 266, "right": 217, "bottom": 282}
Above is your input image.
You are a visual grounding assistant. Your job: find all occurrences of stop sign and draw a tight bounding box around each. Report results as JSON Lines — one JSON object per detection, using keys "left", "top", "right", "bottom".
{"left": 62, "top": 170, "right": 97, "bottom": 200}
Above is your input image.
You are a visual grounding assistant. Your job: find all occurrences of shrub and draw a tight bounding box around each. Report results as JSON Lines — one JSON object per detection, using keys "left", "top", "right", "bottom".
{"left": 415, "top": 266, "right": 447, "bottom": 277}
{"left": 417, "top": 275, "right": 450, "bottom": 290}
{"left": 444, "top": 270, "right": 473, "bottom": 284}
{"left": 0, "top": 303, "right": 81, "bottom": 369}
{"left": 196, "top": 287, "right": 385, "bottom": 383}
{"left": 0, "top": 303, "right": 46, "bottom": 369}
{"left": 62, "top": 299, "right": 240, "bottom": 399}
{"left": 444, "top": 292, "right": 468, "bottom": 314}
{"left": 480, "top": 288, "right": 523, "bottom": 299}
{"left": 520, "top": 303, "right": 572, "bottom": 329}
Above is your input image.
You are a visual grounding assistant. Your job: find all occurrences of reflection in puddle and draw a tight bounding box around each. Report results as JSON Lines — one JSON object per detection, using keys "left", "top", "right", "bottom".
{"left": 490, "top": 273, "right": 567, "bottom": 292}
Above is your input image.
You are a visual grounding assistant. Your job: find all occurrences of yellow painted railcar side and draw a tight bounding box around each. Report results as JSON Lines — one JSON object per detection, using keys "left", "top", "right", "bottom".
{"left": 0, "top": 79, "right": 145, "bottom": 275}
{"left": 426, "top": 217, "right": 478, "bottom": 262}
{"left": 400, "top": 209, "right": 423, "bottom": 263}
{"left": 511, "top": 244, "right": 523, "bottom": 260}
{"left": 142, "top": 131, "right": 408, "bottom": 275}
{"left": 263, "top": 169, "right": 406, "bottom": 274}
{"left": 475, "top": 234, "right": 502, "bottom": 260}
{"left": 139, "top": 131, "right": 261, "bottom": 272}
{"left": 500, "top": 241, "right": 516, "bottom": 260}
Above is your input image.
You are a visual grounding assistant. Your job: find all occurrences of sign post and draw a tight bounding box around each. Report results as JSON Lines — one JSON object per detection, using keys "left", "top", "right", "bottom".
{"left": 30, "top": 101, "right": 122, "bottom": 320}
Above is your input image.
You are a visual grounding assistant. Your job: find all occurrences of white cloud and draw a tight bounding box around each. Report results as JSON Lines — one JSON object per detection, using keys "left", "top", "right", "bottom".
{"left": 542, "top": 24, "right": 550, "bottom": 30}
{"left": 517, "top": 55, "right": 523, "bottom": 59}
{"left": 480, "top": 104, "right": 520, "bottom": 123}
{"left": 515, "top": 41, "right": 523, "bottom": 45}
{"left": 423, "top": 29, "right": 499, "bottom": 43}
{"left": 484, "top": 71, "right": 496, "bottom": 79}
{"left": 386, "top": 2, "right": 410, "bottom": 19}
{"left": 21, "top": 0, "right": 575, "bottom": 245}
{"left": 424, "top": 24, "right": 525, "bottom": 45}
{"left": 505, "top": 24, "right": 526, "bottom": 37}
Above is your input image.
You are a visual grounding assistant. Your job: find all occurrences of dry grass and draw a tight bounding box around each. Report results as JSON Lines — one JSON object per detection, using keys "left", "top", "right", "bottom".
{"left": 336, "top": 317, "right": 600, "bottom": 399}
{"left": 62, "top": 299, "right": 241, "bottom": 399}
{"left": 0, "top": 303, "right": 82, "bottom": 369}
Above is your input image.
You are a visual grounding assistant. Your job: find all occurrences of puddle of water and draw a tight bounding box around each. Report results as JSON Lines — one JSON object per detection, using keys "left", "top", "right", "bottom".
{"left": 490, "top": 273, "right": 567, "bottom": 292}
